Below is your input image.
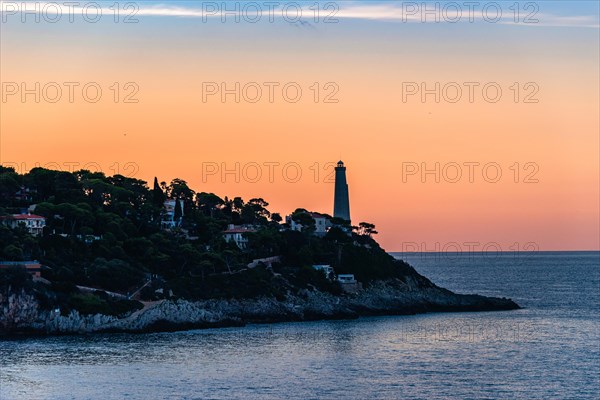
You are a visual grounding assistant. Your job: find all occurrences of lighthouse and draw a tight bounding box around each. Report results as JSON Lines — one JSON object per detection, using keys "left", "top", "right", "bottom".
{"left": 333, "top": 160, "right": 351, "bottom": 222}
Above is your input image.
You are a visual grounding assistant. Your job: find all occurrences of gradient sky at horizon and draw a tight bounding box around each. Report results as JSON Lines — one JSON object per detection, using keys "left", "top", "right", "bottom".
{"left": 1, "top": 1, "right": 599, "bottom": 251}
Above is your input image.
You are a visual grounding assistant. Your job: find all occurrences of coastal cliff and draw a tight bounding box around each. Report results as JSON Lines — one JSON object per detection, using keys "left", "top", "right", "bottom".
{"left": 1, "top": 275, "right": 519, "bottom": 335}
{"left": 0, "top": 167, "right": 519, "bottom": 336}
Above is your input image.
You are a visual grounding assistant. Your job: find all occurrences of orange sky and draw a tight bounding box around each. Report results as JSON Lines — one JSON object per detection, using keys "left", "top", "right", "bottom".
{"left": 1, "top": 3, "right": 599, "bottom": 250}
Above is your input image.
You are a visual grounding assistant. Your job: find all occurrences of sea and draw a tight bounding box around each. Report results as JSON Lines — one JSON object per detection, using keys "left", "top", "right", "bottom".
{"left": 1, "top": 251, "right": 598, "bottom": 399}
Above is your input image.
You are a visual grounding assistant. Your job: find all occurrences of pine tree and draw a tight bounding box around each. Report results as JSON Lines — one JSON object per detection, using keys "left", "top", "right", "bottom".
{"left": 174, "top": 199, "right": 183, "bottom": 225}
{"left": 152, "top": 177, "right": 165, "bottom": 206}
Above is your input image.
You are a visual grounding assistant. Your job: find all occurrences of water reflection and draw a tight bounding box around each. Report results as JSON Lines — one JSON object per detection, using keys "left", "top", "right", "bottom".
{"left": 1, "top": 252, "right": 599, "bottom": 399}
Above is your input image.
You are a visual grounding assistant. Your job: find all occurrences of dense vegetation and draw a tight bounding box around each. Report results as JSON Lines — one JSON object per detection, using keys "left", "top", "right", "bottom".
{"left": 0, "top": 166, "right": 415, "bottom": 315}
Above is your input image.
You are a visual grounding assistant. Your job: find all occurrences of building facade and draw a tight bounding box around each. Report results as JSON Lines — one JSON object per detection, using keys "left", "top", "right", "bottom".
{"left": 161, "top": 199, "right": 184, "bottom": 229}
{"left": 223, "top": 225, "right": 256, "bottom": 249}
{"left": 0, "top": 214, "right": 46, "bottom": 236}
{"left": 286, "top": 212, "right": 331, "bottom": 236}
{"left": 312, "top": 264, "right": 334, "bottom": 279}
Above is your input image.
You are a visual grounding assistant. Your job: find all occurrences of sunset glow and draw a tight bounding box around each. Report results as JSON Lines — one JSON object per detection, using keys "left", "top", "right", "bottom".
{"left": 1, "top": 0, "right": 598, "bottom": 251}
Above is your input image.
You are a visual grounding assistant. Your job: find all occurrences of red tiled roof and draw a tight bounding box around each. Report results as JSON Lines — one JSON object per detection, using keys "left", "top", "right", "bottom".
{"left": 0, "top": 214, "right": 46, "bottom": 220}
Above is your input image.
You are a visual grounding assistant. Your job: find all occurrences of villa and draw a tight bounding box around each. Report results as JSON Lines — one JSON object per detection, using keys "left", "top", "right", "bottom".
{"left": 161, "top": 199, "right": 185, "bottom": 230}
{"left": 223, "top": 224, "right": 256, "bottom": 249}
{"left": 0, "top": 213, "right": 46, "bottom": 236}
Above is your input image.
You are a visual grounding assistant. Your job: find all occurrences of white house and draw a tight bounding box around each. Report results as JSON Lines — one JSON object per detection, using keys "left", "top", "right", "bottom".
{"left": 312, "top": 264, "right": 334, "bottom": 280}
{"left": 161, "top": 199, "right": 184, "bottom": 229}
{"left": 223, "top": 225, "right": 256, "bottom": 249}
{"left": 286, "top": 212, "right": 331, "bottom": 236}
{"left": 337, "top": 274, "right": 361, "bottom": 293}
{"left": 0, "top": 213, "right": 46, "bottom": 236}
{"left": 337, "top": 274, "right": 357, "bottom": 284}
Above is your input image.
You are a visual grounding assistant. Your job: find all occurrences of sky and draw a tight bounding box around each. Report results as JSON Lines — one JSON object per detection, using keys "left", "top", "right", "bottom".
{"left": 1, "top": 1, "right": 599, "bottom": 251}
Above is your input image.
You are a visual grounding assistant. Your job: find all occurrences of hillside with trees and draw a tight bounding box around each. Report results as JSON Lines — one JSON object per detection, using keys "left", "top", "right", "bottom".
{"left": 0, "top": 166, "right": 419, "bottom": 317}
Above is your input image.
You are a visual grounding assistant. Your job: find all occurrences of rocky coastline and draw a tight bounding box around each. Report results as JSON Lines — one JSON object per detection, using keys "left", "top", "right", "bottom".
{"left": 0, "top": 276, "right": 519, "bottom": 336}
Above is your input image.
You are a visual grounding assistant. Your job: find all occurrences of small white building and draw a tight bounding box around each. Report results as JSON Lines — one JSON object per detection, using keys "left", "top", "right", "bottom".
{"left": 0, "top": 213, "right": 46, "bottom": 236}
{"left": 223, "top": 225, "right": 256, "bottom": 249}
{"left": 337, "top": 274, "right": 357, "bottom": 284}
{"left": 337, "top": 273, "right": 361, "bottom": 293}
{"left": 312, "top": 264, "right": 334, "bottom": 279}
{"left": 161, "top": 199, "right": 184, "bottom": 229}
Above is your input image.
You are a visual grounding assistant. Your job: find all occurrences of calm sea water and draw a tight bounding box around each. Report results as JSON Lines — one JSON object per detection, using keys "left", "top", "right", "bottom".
{"left": 1, "top": 251, "right": 598, "bottom": 399}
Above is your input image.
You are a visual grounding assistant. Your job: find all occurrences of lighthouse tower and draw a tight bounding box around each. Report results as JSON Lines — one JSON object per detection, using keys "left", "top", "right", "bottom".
{"left": 333, "top": 160, "right": 351, "bottom": 222}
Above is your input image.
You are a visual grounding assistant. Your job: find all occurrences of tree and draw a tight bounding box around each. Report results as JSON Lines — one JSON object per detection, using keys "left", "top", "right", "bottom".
{"left": 174, "top": 199, "right": 183, "bottom": 224}
{"left": 196, "top": 192, "right": 224, "bottom": 216}
{"left": 189, "top": 260, "right": 213, "bottom": 280}
{"left": 246, "top": 227, "right": 281, "bottom": 259}
{"left": 54, "top": 171, "right": 84, "bottom": 203}
{"left": 0, "top": 167, "right": 21, "bottom": 206}
{"left": 3, "top": 244, "right": 24, "bottom": 260}
{"left": 23, "top": 168, "right": 58, "bottom": 202}
{"left": 291, "top": 209, "right": 316, "bottom": 234}
{"left": 87, "top": 258, "right": 144, "bottom": 292}
{"left": 177, "top": 244, "right": 201, "bottom": 275}
{"left": 241, "top": 198, "right": 271, "bottom": 225}
{"left": 81, "top": 178, "right": 112, "bottom": 206}
{"left": 152, "top": 177, "right": 166, "bottom": 207}
{"left": 168, "top": 179, "right": 195, "bottom": 209}
{"left": 232, "top": 197, "right": 244, "bottom": 212}
{"left": 331, "top": 217, "right": 352, "bottom": 228}
{"left": 106, "top": 175, "right": 151, "bottom": 219}
{"left": 356, "top": 222, "right": 378, "bottom": 237}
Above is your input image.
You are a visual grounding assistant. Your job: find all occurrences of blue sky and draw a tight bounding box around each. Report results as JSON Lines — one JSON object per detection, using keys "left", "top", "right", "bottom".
{"left": 127, "top": 1, "right": 600, "bottom": 27}
{"left": 3, "top": 1, "right": 597, "bottom": 28}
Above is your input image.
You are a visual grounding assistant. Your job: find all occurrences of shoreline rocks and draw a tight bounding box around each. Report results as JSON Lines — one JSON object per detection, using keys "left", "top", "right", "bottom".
{"left": 1, "top": 279, "right": 520, "bottom": 336}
